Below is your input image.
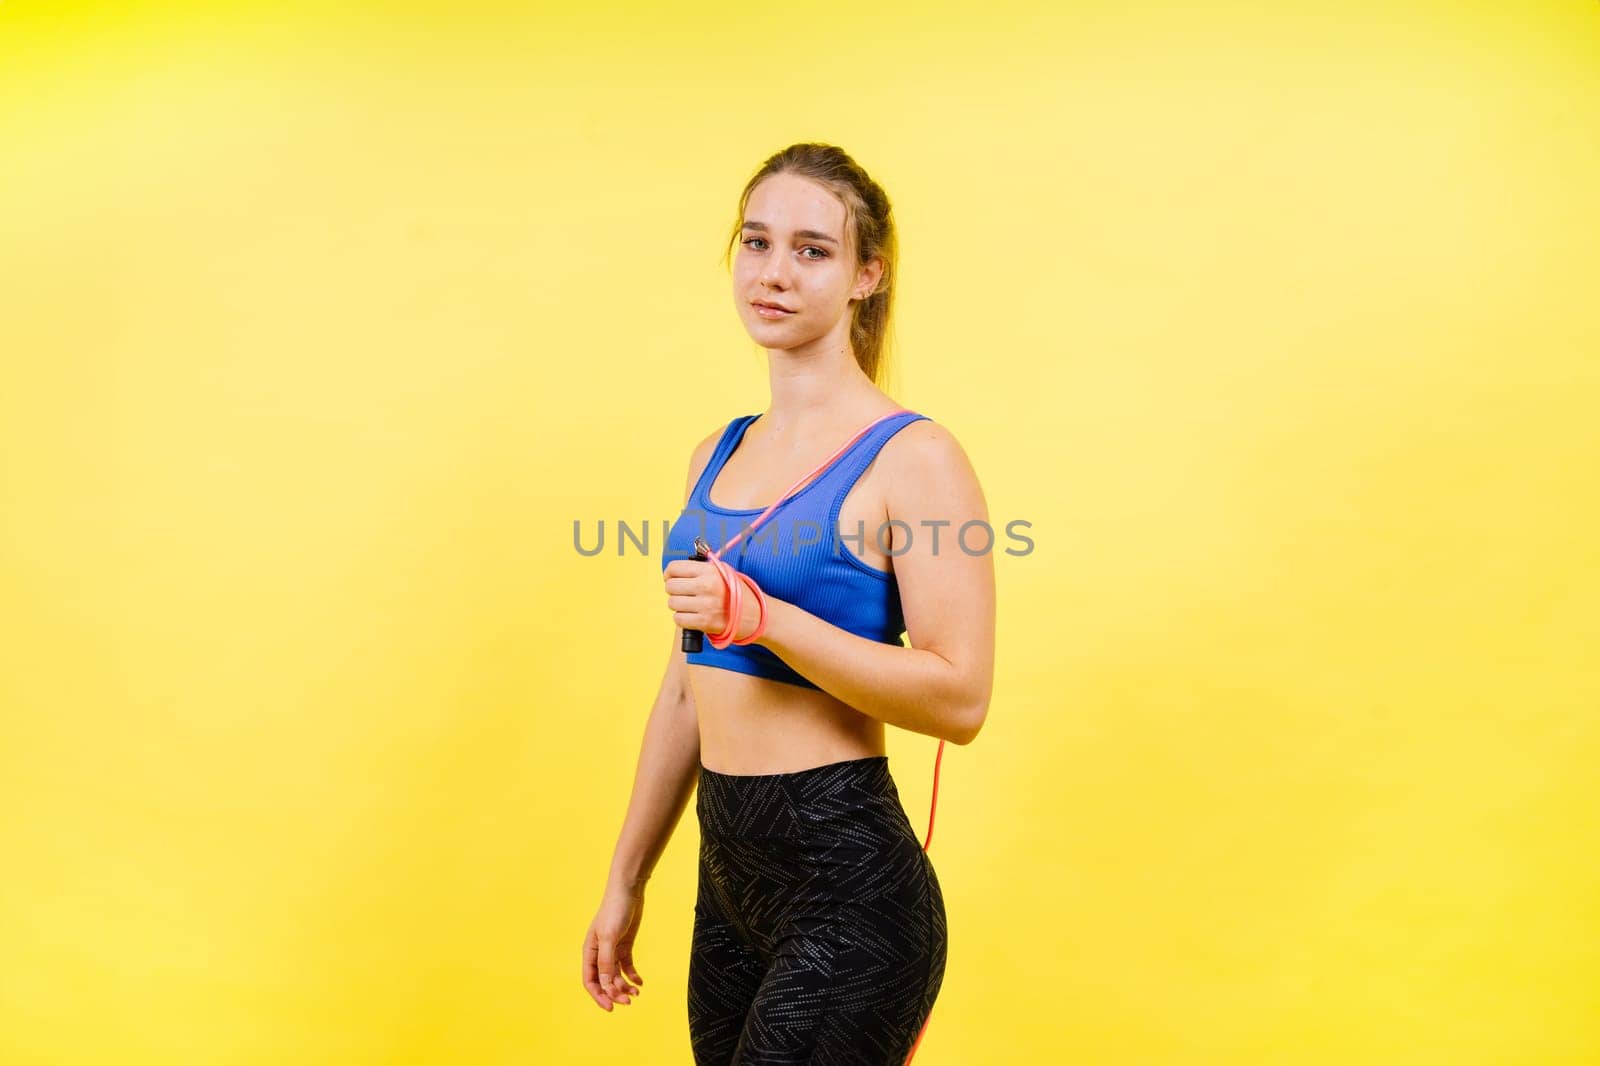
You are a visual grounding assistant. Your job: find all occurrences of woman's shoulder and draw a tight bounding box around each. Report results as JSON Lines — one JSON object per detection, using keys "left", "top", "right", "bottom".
{"left": 885, "top": 409, "right": 959, "bottom": 458}
{"left": 879, "top": 411, "right": 982, "bottom": 493}
{"left": 691, "top": 411, "right": 757, "bottom": 455}
{"left": 681, "top": 414, "right": 751, "bottom": 502}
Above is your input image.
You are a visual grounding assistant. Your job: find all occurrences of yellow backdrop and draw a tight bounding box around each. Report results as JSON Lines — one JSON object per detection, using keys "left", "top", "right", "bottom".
{"left": 2, "top": 1, "right": 1596, "bottom": 1063}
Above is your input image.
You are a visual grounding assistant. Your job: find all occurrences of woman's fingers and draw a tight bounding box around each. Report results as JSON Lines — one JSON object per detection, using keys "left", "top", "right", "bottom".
{"left": 613, "top": 952, "right": 642, "bottom": 995}
{"left": 664, "top": 567, "right": 723, "bottom": 600}
{"left": 597, "top": 932, "right": 616, "bottom": 994}
{"left": 621, "top": 958, "right": 644, "bottom": 987}
{"left": 662, "top": 569, "right": 708, "bottom": 596}
{"left": 663, "top": 559, "right": 715, "bottom": 582}
{"left": 665, "top": 595, "right": 704, "bottom": 612}
{"left": 597, "top": 933, "right": 636, "bottom": 1005}
{"left": 665, "top": 589, "right": 719, "bottom": 611}
{"left": 581, "top": 929, "right": 614, "bottom": 1011}
{"left": 662, "top": 571, "right": 706, "bottom": 592}
{"left": 668, "top": 593, "right": 726, "bottom": 629}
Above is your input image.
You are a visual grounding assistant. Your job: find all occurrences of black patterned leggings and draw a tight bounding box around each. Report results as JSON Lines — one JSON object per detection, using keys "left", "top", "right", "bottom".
{"left": 688, "top": 755, "right": 947, "bottom": 1065}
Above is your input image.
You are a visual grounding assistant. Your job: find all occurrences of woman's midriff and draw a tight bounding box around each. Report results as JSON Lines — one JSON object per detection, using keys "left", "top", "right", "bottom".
{"left": 690, "top": 666, "right": 886, "bottom": 776}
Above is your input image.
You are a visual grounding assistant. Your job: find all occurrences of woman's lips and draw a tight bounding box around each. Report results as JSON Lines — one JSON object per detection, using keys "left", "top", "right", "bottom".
{"left": 753, "top": 302, "right": 793, "bottom": 318}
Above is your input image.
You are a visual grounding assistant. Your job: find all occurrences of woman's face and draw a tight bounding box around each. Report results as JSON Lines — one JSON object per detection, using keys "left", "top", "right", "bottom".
{"left": 732, "top": 173, "right": 876, "bottom": 351}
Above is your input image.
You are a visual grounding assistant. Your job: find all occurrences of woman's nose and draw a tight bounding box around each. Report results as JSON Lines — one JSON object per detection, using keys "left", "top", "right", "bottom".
{"left": 760, "top": 253, "right": 792, "bottom": 287}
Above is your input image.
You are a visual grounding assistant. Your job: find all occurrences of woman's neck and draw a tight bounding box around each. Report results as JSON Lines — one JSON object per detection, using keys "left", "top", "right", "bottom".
{"left": 761, "top": 346, "right": 888, "bottom": 440}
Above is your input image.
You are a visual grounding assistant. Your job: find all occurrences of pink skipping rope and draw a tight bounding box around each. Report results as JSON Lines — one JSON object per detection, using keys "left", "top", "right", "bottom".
{"left": 691, "top": 407, "right": 946, "bottom": 1063}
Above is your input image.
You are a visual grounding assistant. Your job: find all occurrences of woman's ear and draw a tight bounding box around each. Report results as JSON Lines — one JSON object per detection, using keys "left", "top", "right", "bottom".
{"left": 855, "top": 256, "right": 885, "bottom": 300}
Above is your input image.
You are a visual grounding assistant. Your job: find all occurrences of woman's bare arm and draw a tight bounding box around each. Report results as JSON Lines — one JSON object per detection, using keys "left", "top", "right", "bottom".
{"left": 604, "top": 631, "right": 700, "bottom": 893}
{"left": 585, "top": 634, "right": 698, "bottom": 1009}
{"left": 585, "top": 432, "right": 722, "bottom": 1012}
{"left": 753, "top": 420, "right": 996, "bottom": 745}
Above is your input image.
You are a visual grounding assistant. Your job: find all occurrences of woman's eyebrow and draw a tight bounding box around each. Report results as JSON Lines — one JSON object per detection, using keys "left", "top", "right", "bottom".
{"left": 741, "top": 221, "right": 839, "bottom": 246}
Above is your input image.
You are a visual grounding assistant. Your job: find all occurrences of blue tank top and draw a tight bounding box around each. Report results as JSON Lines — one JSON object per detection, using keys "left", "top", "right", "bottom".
{"left": 660, "top": 410, "right": 931, "bottom": 690}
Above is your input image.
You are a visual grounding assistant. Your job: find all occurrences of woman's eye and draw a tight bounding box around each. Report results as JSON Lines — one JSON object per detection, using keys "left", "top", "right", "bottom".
{"left": 741, "top": 237, "right": 825, "bottom": 260}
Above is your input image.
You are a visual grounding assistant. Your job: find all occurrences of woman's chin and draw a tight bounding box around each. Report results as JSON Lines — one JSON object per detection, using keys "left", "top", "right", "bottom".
{"left": 744, "top": 317, "right": 799, "bottom": 341}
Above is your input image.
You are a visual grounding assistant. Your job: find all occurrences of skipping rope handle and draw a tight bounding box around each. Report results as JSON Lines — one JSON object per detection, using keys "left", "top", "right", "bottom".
{"left": 681, "top": 536, "right": 710, "bottom": 653}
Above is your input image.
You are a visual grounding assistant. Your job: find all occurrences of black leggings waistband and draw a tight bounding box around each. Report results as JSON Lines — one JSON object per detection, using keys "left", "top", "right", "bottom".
{"left": 696, "top": 754, "right": 912, "bottom": 843}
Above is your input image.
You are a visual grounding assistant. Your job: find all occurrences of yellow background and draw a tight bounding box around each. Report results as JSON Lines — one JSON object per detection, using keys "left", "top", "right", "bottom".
{"left": 2, "top": 1, "right": 1597, "bottom": 1063}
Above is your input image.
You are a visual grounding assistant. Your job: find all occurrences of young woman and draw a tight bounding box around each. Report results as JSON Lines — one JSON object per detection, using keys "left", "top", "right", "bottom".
{"left": 582, "top": 142, "right": 996, "bottom": 1065}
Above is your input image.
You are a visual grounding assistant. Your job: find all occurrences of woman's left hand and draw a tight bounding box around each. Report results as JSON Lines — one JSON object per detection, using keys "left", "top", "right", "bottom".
{"left": 663, "top": 559, "right": 760, "bottom": 642}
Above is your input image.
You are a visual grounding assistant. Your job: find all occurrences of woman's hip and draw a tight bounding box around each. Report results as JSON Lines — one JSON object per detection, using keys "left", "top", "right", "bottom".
{"left": 694, "top": 755, "right": 943, "bottom": 939}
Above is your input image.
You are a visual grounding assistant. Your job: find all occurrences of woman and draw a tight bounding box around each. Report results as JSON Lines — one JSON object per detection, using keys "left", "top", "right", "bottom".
{"left": 582, "top": 142, "right": 996, "bottom": 1065}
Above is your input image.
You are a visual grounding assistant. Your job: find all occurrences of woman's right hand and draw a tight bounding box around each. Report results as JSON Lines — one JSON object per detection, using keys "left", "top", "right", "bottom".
{"left": 582, "top": 884, "right": 645, "bottom": 1011}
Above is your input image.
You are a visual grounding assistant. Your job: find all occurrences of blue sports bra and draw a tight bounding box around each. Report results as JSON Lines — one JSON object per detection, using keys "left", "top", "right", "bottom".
{"left": 660, "top": 410, "right": 931, "bottom": 690}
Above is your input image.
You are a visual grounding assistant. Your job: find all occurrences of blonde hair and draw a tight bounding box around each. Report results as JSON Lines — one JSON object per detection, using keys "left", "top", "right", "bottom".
{"left": 722, "top": 143, "right": 899, "bottom": 387}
